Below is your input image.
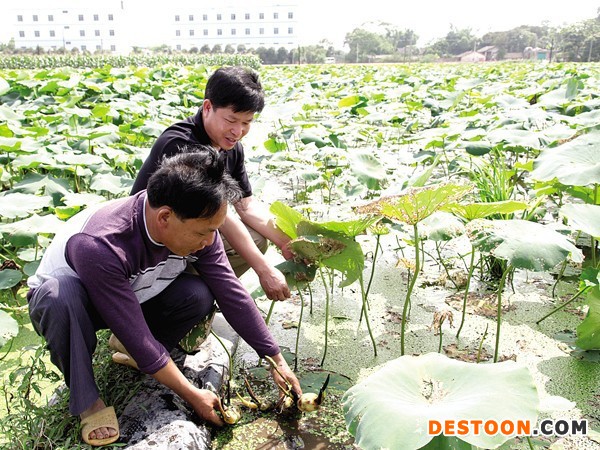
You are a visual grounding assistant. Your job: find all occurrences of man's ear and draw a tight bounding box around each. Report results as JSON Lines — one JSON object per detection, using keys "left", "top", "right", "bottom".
{"left": 156, "top": 207, "right": 173, "bottom": 229}
{"left": 202, "top": 99, "right": 212, "bottom": 114}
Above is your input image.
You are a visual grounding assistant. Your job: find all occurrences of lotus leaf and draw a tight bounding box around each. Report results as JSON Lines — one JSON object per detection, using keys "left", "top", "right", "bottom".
{"left": 342, "top": 352, "right": 539, "bottom": 450}
{"left": 560, "top": 203, "right": 600, "bottom": 238}
{"left": 446, "top": 200, "right": 528, "bottom": 222}
{"left": 467, "top": 219, "right": 583, "bottom": 271}
{"left": 576, "top": 286, "right": 600, "bottom": 350}
{"left": 0, "top": 310, "right": 19, "bottom": 348}
{"left": 0, "top": 269, "right": 22, "bottom": 290}
{"left": 531, "top": 131, "right": 600, "bottom": 186}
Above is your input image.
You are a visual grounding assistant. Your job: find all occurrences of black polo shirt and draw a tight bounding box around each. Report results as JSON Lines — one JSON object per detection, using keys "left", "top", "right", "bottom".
{"left": 131, "top": 109, "right": 252, "bottom": 197}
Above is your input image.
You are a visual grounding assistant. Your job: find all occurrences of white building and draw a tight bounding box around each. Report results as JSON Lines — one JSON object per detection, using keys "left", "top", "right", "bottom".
{"left": 169, "top": 3, "right": 298, "bottom": 51}
{"left": 10, "top": 0, "right": 126, "bottom": 53}
{"left": 7, "top": 1, "right": 298, "bottom": 53}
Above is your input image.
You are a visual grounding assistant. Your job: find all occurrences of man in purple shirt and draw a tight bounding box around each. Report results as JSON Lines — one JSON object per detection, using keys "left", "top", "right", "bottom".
{"left": 131, "top": 66, "right": 293, "bottom": 301}
{"left": 27, "top": 147, "right": 301, "bottom": 446}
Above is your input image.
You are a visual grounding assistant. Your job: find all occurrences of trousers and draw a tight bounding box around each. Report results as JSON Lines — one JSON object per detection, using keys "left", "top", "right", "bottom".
{"left": 28, "top": 271, "right": 214, "bottom": 415}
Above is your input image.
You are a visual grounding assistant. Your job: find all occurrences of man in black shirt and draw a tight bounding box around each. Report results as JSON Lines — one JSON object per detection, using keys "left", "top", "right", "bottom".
{"left": 132, "top": 66, "right": 292, "bottom": 301}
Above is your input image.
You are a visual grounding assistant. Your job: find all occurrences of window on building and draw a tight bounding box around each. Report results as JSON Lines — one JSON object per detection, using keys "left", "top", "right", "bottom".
{"left": 259, "top": 13, "right": 264, "bottom": 19}
{"left": 176, "top": 45, "right": 181, "bottom": 50}
{"left": 95, "top": 29, "right": 100, "bottom": 36}
{"left": 17, "top": 15, "right": 23, "bottom": 22}
{"left": 217, "top": 29, "right": 222, "bottom": 35}
{"left": 80, "top": 30, "right": 85, "bottom": 36}
{"left": 231, "top": 28, "right": 236, "bottom": 35}
{"left": 189, "top": 14, "right": 194, "bottom": 21}
{"left": 94, "top": 14, "right": 99, "bottom": 21}
{"left": 78, "top": 14, "right": 83, "bottom": 21}
{"left": 274, "top": 27, "right": 279, "bottom": 34}
{"left": 217, "top": 14, "right": 222, "bottom": 20}
{"left": 189, "top": 29, "right": 194, "bottom": 36}
{"left": 19, "top": 31, "right": 25, "bottom": 37}
{"left": 288, "top": 12, "right": 294, "bottom": 19}
{"left": 245, "top": 13, "right": 250, "bottom": 20}
{"left": 176, "top": 30, "right": 181, "bottom": 36}
{"left": 110, "top": 45, "right": 116, "bottom": 51}
{"left": 81, "top": 45, "right": 86, "bottom": 51}
{"left": 65, "top": 41, "right": 71, "bottom": 45}
{"left": 203, "top": 14, "right": 207, "bottom": 20}
{"left": 50, "top": 30, "right": 55, "bottom": 37}
{"left": 108, "top": 14, "right": 114, "bottom": 21}
{"left": 33, "top": 14, "right": 38, "bottom": 22}
{"left": 175, "top": 15, "right": 180, "bottom": 21}
{"left": 109, "top": 29, "right": 115, "bottom": 36}
{"left": 96, "top": 45, "right": 101, "bottom": 50}
{"left": 203, "top": 29, "right": 208, "bottom": 35}
{"left": 288, "top": 27, "right": 293, "bottom": 34}
{"left": 48, "top": 15, "right": 54, "bottom": 21}
{"left": 259, "top": 27, "right": 264, "bottom": 35}
{"left": 245, "top": 28, "right": 250, "bottom": 35}
{"left": 274, "top": 12, "right": 279, "bottom": 19}
{"left": 34, "top": 31, "right": 40, "bottom": 37}
{"left": 231, "top": 13, "right": 236, "bottom": 20}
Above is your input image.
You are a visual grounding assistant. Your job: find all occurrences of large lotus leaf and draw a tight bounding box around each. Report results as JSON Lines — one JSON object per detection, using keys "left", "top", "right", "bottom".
{"left": 531, "top": 131, "right": 600, "bottom": 186}
{"left": 576, "top": 286, "right": 600, "bottom": 350}
{"left": 13, "top": 174, "right": 71, "bottom": 198}
{"left": 356, "top": 184, "right": 473, "bottom": 226}
{"left": 446, "top": 200, "right": 528, "bottom": 222}
{"left": 295, "top": 221, "right": 365, "bottom": 287}
{"left": 275, "top": 259, "right": 317, "bottom": 290}
{"left": 342, "top": 352, "right": 539, "bottom": 450}
{"left": 487, "top": 129, "right": 542, "bottom": 151}
{"left": 0, "top": 310, "right": 19, "bottom": 348}
{"left": 289, "top": 235, "right": 346, "bottom": 263}
{"left": 89, "top": 173, "right": 133, "bottom": 195}
{"left": 420, "top": 211, "right": 465, "bottom": 241}
{"left": 467, "top": 219, "right": 583, "bottom": 271}
{"left": 0, "top": 269, "right": 22, "bottom": 289}
{"left": 0, "top": 214, "right": 65, "bottom": 245}
{"left": 349, "top": 151, "right": 386, "bottom": 190}
{"left": 0, "top": 192, "right": 53, "bottom": 219}
{"left": 270, "top": 201, "right": 305, "bottom": 239}
{"left": 560, "top": 203, "right": 600, "bottom": 238}
{"left": 318, "top": 216, "right": 379, "bottom": 238}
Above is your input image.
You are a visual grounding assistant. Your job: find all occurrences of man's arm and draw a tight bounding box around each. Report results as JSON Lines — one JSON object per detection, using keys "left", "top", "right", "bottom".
{"left": 233, "top": 195, "right": 293, "bottom": 259}
{"left": 220, "top": 198, "right": 292, "bottom": 301}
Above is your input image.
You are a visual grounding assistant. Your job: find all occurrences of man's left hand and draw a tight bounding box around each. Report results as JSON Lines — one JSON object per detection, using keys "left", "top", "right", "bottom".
{"left": 258, "top": 266, "right": 291, "bottom": 301}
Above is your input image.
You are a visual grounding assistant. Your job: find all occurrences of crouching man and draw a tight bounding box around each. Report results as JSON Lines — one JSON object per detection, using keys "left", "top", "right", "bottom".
{"left": 27, "top": 147, "right": 301, "bottom": 447}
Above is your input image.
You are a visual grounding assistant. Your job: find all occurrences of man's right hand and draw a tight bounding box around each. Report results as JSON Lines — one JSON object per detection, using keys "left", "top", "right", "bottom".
{"left": 188, "top": 388, "right": 225, "bottom": 426}
{"left": 152, "top": 359, "right": 224, "bottom": 426}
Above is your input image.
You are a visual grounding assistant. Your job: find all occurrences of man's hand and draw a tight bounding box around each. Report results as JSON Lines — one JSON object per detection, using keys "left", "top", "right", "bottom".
{"left": 267, "top": 352, "right": 302, "bottom": 398}
{"left": 257, "top": 265, "right": 291, "bottom": 301}
{"left": 187, "top": 388, "right": 225, "bottom": 426}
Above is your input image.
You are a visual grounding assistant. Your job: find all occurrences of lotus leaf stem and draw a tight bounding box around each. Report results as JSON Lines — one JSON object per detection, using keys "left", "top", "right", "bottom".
{"left": 319, "top": 266, "right": 331, "bottom": 366}
{"left": 401, "top": 223, "right": 421, "bottom": 356}
{"left": 456, "top": 246, "right": 476, "bottom": 339}
{"left": 476, "top": 324, "right": 489, "bottom": 363}
{"left": 493, "top": 265, "right": 512, "bottom": 363}
{"left": 294, "top": 288, "right": 305, "bottom": 371}
{"left": 536, "top": 286, "right": 591, "bottom": 325}
{"left": 358, "top": 273, "right": 377, "bottom": 357}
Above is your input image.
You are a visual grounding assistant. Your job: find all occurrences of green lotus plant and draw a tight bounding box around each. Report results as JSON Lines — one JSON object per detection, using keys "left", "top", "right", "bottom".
{"left": 356, "top": 183, "right": 473, "bottom": 355}
{"left": 270, "top": 201, "right": 377, "bottom": 366}
{"left": 445, "top": 201, "right": 528, "bottom": 339}
{"left": 342, "top": 352, "right": 539, "bottom": 450}
{"left": 466, "top": 219, "right": 583, "bottom": 361}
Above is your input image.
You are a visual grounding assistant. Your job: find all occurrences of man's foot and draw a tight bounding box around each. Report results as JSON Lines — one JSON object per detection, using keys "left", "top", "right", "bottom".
{"left": 80, "top": 398, "right": 119, "bottom": 446}
{"left": 109, "top": 334, "right": 139, "bottom": 369}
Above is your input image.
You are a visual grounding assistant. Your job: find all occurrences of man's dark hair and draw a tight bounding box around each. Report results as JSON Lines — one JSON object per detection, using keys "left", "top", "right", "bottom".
{"left": 205, "top": 66, "right": 265, "bottom": 113}
{"left": 147, "top": 145, "right": 242, "bottom": 220}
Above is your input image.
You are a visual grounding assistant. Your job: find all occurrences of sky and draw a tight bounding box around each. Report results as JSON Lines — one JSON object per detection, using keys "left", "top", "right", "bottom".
{"left": 2, "top": 0, "right": 599, "bottom": 50}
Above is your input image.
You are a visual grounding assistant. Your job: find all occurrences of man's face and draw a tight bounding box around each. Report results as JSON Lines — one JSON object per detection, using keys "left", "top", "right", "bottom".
{"left": 202, "top": 99, "right": 255, "bottom": 150}
{"left": 161, "top": 203, "right": 227, "bottom": 256}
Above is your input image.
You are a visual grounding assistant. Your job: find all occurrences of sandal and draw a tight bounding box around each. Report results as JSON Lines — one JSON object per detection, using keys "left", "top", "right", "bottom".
{"left": 80, "top": 405, "right": 120, "bottom": 446}
{"left": 108, "top": 334, "right": 138, "bottom": 370}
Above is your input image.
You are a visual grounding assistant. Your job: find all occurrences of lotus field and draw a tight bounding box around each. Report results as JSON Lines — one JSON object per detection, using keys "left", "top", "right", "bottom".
{"left": 1, "top": 60, "right": 600, "bottom": 449}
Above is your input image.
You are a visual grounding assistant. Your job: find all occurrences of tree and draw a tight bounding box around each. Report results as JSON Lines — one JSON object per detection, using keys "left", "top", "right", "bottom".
{"left": 212, "top": 44, "right": 222, "bottom": 54}
{"left": 237, "top": 44, "right": 247, "bottom": 53}
{"left": 344, "top": 28, "right": 394, "bottom": 62}
{"left": 276, "top": 47, "right": 289, "bottom": 64}
{"left": 445, "top": 25, "right": 477, "bottom": 55}
{"left": 200, "top": 44, "right": 211, "bottom": 54}
{"left": 224, "top": 44, "right": 235, "bottom": 54}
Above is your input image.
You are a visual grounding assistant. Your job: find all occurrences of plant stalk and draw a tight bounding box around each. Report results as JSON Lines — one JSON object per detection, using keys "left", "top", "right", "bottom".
{"left": 493, "top": 265, "right": 511, "bottom": 363}
{"left": 456, "top": 246, "right": 476, "bottom": 339}
{"left": 319, "top": 266, "right": 330, "bottom": 366}
{"left": 536, "top": 286, "right": 591, "bottom": 325}
{"left": 401, "top": 224, "right": 421, "bottom": 356}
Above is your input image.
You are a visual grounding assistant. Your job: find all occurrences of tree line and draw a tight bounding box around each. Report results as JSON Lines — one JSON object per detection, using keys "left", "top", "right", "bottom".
{"left": 2, "top": 9, "right": 599, "bottom": 64}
